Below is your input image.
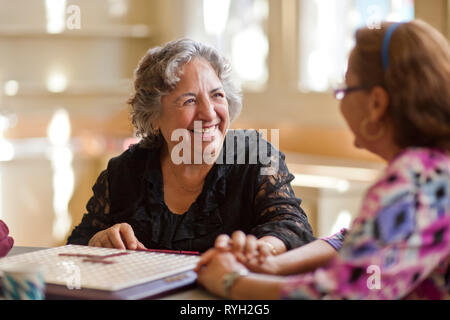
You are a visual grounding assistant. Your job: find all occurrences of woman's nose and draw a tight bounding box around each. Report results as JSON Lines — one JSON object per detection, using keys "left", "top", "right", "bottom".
{"left": 197, "top": 97, "right": 216, "bottom": 121}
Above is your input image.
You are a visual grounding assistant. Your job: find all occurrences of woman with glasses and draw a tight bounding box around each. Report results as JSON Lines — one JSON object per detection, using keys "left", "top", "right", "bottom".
{"left": 196, "top": 20, "right": 450, "bottom": 299}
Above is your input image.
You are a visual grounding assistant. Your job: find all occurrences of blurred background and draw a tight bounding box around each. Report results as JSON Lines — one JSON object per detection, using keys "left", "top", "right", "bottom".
{"left": 0, "top": 0, "right": 446, "bottom": 246}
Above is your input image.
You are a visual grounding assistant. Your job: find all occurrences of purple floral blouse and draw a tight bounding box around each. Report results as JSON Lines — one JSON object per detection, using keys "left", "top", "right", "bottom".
{"left": 281, "top": 148, "right": 450, "bottom": 299}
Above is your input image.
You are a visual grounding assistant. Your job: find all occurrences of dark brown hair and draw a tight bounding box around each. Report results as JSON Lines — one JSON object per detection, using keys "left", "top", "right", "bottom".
{"left": 351, "top": 20, "right": 450, "bottom": 150}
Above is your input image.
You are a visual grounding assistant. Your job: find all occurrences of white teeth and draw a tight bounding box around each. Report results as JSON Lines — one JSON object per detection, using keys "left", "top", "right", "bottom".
{"left": 193, "top": 126, "right": 216, "bottom": 134}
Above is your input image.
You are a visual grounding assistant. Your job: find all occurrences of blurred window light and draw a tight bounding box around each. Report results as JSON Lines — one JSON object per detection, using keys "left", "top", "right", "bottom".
{"left": 299, "top": 0, "right": 414, "bottom": 92}
{"left": 331, "top": 210, "right": 352, "bottom": 234}
{"left": 0, "top": 115, "right": 14, "bottom": 162}
{"left": 4, "top": 80, "right": 19, "bottom": 97}
{"left": 46, "top": 109, "right": 74, "bottom": 241}
{"left": 292, "top": 173, "right": 350, "bottom": 193}
{"left": 0, "top": 138, "right": 14, "bottom": 162}
{"left": 47, "top": 109, "right": 71, "bottom": 146}
{"left": 203, "top": 0, "right": 231, "bottom": 35}
{"left": 50, "top": 146, "right": 74, "bottom": 241}
{"left": 108, "top": 0, "right": 129, "bottom": 17}
{"left": 232, "top": 25, "right": 268, "bottom": 89}
{"left": 184, "top": 0, "right": 269, "bottom": 91}
{"left": 45, "top": 0, "right": 67, "bottom": 34}
{"left": 0, "top": 115, "right": 10, "bottom": 132}
{"left": 47, "top": 72, "right": 68, "bottom": 93}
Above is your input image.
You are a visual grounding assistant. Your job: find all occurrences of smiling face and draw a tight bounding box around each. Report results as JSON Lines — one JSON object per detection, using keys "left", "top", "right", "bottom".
{"left": 157, "top": 58, "right": 229, "bottom": 163}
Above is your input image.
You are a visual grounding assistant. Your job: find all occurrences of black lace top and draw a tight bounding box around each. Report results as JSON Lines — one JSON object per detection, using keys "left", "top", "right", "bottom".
{"left": 67, "top": 130, "right": 316, "bottom": 252}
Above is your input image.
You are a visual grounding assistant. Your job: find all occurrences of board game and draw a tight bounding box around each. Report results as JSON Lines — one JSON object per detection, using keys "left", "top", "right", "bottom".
{"left": 0, "top": 245, "right": 200, "bottom": 299}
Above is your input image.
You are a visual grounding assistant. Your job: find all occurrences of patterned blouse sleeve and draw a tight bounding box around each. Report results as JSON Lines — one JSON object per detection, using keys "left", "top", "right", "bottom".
{"left": 250, "top": 152, "right": 316, "bottom": 250}
{"left": 280, "top": 150, "right": 450, "bottom": 299}
{"left": 321, "top": 228, "right": 349, "bottom": 251}
{"left": 66, "top": 170, "right": 116, "bottom": 245}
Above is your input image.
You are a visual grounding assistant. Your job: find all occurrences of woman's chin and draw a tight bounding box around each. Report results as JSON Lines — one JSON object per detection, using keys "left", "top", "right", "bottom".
{"left": 191, "top": 138, "right": 223, "bottom": 163}
{"left": 197, "top": 139, "right": 219, "bottom": 153}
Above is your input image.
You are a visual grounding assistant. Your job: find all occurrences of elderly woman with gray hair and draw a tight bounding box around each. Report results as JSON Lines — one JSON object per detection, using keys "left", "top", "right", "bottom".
{"left": 67, "top": 38, "right": 315, "bottom": 254}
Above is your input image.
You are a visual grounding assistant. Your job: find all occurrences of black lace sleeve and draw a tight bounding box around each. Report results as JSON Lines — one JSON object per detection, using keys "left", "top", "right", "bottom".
{"left": 250, "top": 154, "right": 316, "bottom": 250}
{"left": 66, "top": 170, "right": 116, "bottom": 245}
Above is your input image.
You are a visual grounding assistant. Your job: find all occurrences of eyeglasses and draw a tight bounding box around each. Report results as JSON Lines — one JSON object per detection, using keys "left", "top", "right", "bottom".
{"left": 333, "top": 86, "right": 371, "bottom": 100}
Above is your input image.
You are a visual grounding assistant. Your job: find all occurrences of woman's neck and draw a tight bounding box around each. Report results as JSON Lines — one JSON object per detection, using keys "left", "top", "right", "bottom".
{"left": 368, "top": 126, "right": 403, "bottom": 162}
{"left": 160, "top": 145, "right": 213, "bottom": 193}
{"left": 378, "top": 146, "right": 403, "bottom": 162}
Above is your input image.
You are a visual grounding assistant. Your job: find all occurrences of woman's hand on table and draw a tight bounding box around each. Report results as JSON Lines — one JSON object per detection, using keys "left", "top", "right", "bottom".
{"left": 195, "top": 231, "right": 281, "bottom": 275}
{"left": 88, "top": 223, "right": 147, "bottom": 250}
{"left": 196, "top": 250, "right": 248, "bottom": 298}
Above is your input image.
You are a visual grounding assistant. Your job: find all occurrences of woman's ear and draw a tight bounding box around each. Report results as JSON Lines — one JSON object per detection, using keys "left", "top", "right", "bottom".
{"left": 368, "top": 86, "right": 389, "bottom": 123}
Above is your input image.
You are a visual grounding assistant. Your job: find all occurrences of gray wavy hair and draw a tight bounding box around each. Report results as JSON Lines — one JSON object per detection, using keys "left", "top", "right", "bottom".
{"left": 128, "top": 38, "right": 243, "bottom": 148}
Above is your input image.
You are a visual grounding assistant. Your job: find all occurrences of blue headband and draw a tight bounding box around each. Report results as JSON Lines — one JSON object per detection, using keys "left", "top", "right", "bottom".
{"left": 382, "top": 23, "right": 403, "bottom": 71}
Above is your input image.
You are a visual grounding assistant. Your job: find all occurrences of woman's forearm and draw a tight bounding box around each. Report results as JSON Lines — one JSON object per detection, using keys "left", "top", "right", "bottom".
{"left": 274, "top": 239, "right": 338, "bottom": 275}
{"left": 230, "top": 273, "right": 286, "bottom": 300}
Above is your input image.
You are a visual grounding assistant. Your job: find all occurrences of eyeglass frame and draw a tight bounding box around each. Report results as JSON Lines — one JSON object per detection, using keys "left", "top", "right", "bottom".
{"left": 333, "top": 85, "right": 373, "bottom": 100}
